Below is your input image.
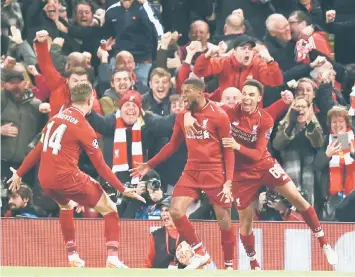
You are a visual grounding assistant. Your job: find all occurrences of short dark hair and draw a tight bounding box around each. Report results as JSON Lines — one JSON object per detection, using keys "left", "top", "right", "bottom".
{"left": 289, "top": 10, "right": 311, "bottom": 25}
{"left": 70, "top": 82, "right": 93, "bottom": 102}
{"left": 111, "top": 69, "right": 132, "bottom": 82}
{"left": 182, "top": 77, "right": 204, "bottom": 91}
{"left": 75, "top": 0, "right": 94, "bottom": 14}
{"left": 243, "top": 79, "right": 264, "bottom": 95}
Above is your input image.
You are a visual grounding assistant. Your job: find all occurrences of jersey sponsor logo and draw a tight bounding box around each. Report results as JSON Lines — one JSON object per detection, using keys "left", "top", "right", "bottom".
{"left": 92, "top": 139, "right": 99, "bottom": 149}
{"left": 231, "top": 125, "right": 257, "bottom": 144}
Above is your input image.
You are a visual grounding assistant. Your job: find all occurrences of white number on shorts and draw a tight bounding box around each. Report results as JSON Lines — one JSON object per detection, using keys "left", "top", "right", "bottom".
{"left": 43, "top": 121, "right": 67, "bottom": 155}
{"left": 268, "top": 163, "right": 286, "bottom": 179}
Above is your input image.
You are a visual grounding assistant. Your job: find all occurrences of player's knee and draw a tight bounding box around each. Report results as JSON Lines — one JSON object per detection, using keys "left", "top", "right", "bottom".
{"left": 239, "top": 213, "right": 253, "bottom": 234}
{"left": 169, "top": 206, "right": 183, "bottom": 220}
{"left": 58, "top": 200, "right": 76, "bottom": 210}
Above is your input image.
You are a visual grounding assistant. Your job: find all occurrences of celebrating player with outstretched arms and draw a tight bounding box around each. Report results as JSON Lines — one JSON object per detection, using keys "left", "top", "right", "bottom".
{"left": 8, "top": 82, "right": 145, "bottom": 268}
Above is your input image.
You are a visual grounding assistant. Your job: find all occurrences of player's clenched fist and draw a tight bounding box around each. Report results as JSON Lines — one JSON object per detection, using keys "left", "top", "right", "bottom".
{"left": 281, "top": 90, "right": 294, "bottom": 104}
{"left": 36, "top": 30, "right": 49, "bottom": 42}
{"left": 222, "top": 137, "right": 240, "bottom": 151}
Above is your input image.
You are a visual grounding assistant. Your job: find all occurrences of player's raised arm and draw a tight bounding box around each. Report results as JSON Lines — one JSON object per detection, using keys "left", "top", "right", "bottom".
{"left": 10, "top": 133, "right": 44, "bottom": 191}
{"left": 131, "top": 114, "right": 185, "bottom": 178}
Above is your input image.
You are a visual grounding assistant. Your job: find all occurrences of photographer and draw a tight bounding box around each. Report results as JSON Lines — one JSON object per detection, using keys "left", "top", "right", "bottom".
{"left": 118, "top": 170, "right": 167, "bottom": 219}
{"left": 255, "top": 188, "right": 303, "bottom": 221}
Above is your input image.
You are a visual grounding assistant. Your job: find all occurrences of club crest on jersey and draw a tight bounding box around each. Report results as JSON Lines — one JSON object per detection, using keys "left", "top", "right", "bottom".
{"left": 251, "top": 125, "right": 258, "bottom": 135}
{"left": 232, "top": 121, "right": 239, "bottom": 126}
{"left": 201, "top": 119, "right": 208, "bottom": 129}
{"left": 92, "top": 139, "right": 99, "bottom": 149}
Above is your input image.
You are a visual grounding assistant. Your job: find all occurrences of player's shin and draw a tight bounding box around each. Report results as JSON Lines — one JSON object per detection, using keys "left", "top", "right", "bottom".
{"left": 59, "top": 209, "right": 76, "bottom": 255}
{"left": 240, "top": 232, "right": 260, "bottom": 270}
{"left": 59, "top": 209, "right": 85, "bottom": 267}
{"left": 103, "top": 212, "right": 128, "bottom": 268}
{"left": 300, "top": 206, "right": 338, "bottom": 265}
{"left": 173, "top": 215, "right": 204, "bottom": 254}
{"left": 220, "top": 226, "right": 236, "bottom": 269}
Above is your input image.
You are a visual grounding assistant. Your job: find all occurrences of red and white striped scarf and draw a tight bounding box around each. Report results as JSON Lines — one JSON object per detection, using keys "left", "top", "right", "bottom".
{"left": 112, "top": 109, "right": 143, "bottom": 182}
{"left": 328, "top": 129, "right": 355, "bottom": 196}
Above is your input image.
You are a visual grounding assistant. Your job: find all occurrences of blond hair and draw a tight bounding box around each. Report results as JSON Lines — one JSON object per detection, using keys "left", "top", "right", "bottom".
{"left": 70, "top": 82, "right": 93, "bottom": 103}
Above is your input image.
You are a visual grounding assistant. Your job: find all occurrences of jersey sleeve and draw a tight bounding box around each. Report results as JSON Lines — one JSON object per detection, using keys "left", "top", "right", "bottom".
{"left": 238, "top": 114, "right": 274, "bottom": 161}
{"left": 215, "top": 110, "right": 234, "bottom": 181}
{"left": 147, "top": 113, "right": 185, "bottom": 168}
{"left": 17, "top": 140, "right": 43, "bottom": 177}
{"left": 79, "top": 122, "right": 125, "bottom": 193}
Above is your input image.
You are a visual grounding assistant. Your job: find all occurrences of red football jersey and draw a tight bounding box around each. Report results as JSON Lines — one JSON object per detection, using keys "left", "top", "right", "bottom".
{"left": 223, "top": 104, "right": 274, "bottom": 172}
{"left": 17, "top": 107, "right": 125, "bottom": 193}
{"left": 148, "top": 101, "right": 234, "bottom": 180}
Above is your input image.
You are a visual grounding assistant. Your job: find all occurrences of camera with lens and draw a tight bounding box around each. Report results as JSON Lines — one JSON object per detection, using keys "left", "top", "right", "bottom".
{"left": 265, "top": 189, "right": 292, "bottom": 209}
{"left": 146, "top": 178, "right": 161, "bottom": 191}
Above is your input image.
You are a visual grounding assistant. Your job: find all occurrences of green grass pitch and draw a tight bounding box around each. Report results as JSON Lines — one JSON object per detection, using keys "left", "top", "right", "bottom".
{"left": 1, "top": 267, "right": 354, "bottom": 277}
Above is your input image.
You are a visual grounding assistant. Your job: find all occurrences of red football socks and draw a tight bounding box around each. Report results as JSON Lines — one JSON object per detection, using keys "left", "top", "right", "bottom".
{"left": 221, "top": 226, "right": 235, "bottom": 268}
{"left": 173, "top": 215, "right": 204, "bottom": 254}
{"left": 301, "top": 206, "right": 328, "bottom": 247}
{"left": 59, "top": 209, "right": 76, "bottom": 255}
{"left": 240, "top": 232, "right": 260, "bottom": 269}
{"left": 104, "top": 212, "right": 120, "bottom": 257}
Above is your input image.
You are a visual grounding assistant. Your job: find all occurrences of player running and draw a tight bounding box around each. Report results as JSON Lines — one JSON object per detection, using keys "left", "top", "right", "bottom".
{"left": 220, "top": 79, "right": 338, "bottom": 269}
{"left": 7, "top": 82, "right": 144, "bottom": 268}
{"left": 131, "top": 77, "right": 236, "bottom": 269}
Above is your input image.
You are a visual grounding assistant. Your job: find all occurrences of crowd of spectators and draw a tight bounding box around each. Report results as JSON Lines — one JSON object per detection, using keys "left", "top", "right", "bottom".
{"left": 1, "top": 0, "right": 355, "bottom": 222}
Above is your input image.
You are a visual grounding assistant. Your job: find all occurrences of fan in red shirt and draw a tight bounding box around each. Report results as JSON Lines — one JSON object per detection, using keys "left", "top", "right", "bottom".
{"left": 220, "top": 79, "right": 338, "bottom": 269}
{"left": 7, "top": 83, "right": 144, "bottom": 268}
{"left": 132, "top": 77, "right": 235, "bottom": 269}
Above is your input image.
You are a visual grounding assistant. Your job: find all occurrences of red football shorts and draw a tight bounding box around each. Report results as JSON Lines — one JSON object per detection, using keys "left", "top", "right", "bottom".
{"left": 172, "top": 170, "right": 231, "bottom": 208}
{"left": 232, "top": 158, "right": 291, "bottom": 210}
{"left": 42, "top": 171, "right": 104, "bottom": 208}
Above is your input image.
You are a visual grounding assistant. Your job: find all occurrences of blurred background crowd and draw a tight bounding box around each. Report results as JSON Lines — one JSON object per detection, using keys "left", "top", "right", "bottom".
{"left": 1, "top": 0, "right": 355, "bottom": 223}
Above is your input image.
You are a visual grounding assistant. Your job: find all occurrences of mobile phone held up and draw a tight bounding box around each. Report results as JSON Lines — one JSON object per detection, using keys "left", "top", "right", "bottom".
{"left": 332, "top": 133, "right": 349, "bottom": 150}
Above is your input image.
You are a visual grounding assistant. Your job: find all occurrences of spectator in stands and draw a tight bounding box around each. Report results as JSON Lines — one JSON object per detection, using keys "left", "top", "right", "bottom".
{"left": 1, "top": 0, "right": 24, "bottom": 37}
{"left": 273, "top": 96, "right": 324, "bottom": 204}
{"left": 213, "top": 9, "right": 255, "bottom": 52}
{"left": 97, "top": 47, "right": 148, "bottom": 96}
{"left": 296, "top": 0, "right": 325, "bottom": 29}
{"left": 6, "top": 184, "right": 44, "bottom": 218}
{"left": 105, "top": 0, "right": 164, "bottom": 85}
{"left": 193, "top": 35, "right": 283, "bottom": 99}
{"left": 221, "top": 87, "right": 242, "bottom": 108}
{"left": 294, "top": 77, "right": 336, "bottom": 132}
{"left": 143, "top": 68, "right": 173, "bottom": 116}
{"left": 34, "top": 30, "right": 101, "bottom": 117}
{"left": 314, "top": 106, "right": 355, "bottom": 220}
{"left": 335, "top": 190, "right": 355, "bottom": 222}
{"left": 1, "top": 67, "right": 43, "bottom": 186}
{"left": 86, "top": 90, "right": 175, "bottom": 184}
{"left": 289, "top": 11, "right": 333, "bottom": 63}
{"left": 99, "top": 69, "right": 134, "bottom": 115}
{"left": 169, "top": 94, "right": 185, "bottom": 115}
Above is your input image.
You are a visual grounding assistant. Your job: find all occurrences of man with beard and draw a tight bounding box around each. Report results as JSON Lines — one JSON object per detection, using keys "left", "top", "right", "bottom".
{"left": 99, "top": 69, "right": 135, "bottom": 115}
{"left": 6, "top": 184, "right": 44, "bottom": 218}
{"left": 132, "top": 77, "right": 236, "bottom": 269}
{"left": 193, "top": 35, "right": 283, "bottom": 100}
{"left": 1, "top": 68, "right": 43, "bottom": 186}
{"left": 34, "top": 30, "right": 102, "bottom": 117}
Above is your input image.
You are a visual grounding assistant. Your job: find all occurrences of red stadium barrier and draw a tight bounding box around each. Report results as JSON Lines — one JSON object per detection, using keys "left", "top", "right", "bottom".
{"left": 2, "top": 219, "right": 354, "bottom": 271}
